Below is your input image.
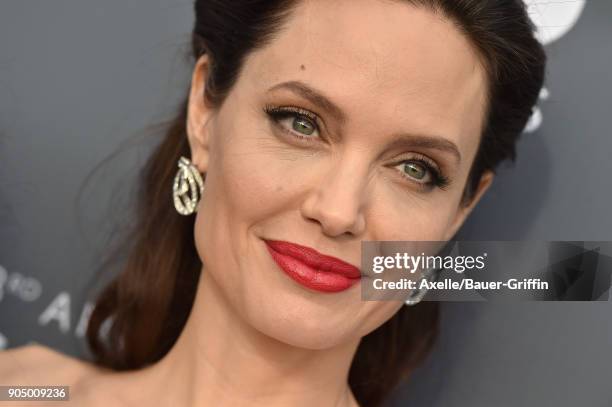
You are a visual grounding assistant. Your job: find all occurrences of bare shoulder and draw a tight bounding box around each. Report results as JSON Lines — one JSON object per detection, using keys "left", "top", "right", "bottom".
{"left": 0, "top": 344, "right": 127, "bottom": 406}
{"left": 0, "top": 343, "right": 96, "bottom": 386}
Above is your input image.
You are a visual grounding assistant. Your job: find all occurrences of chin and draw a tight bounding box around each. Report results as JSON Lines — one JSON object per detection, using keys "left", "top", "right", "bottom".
{"left": 251, "top": 308, "right": 358, "bottom": 350}
{"left": 240, "top": 290, "right": 364, "bottom": 350}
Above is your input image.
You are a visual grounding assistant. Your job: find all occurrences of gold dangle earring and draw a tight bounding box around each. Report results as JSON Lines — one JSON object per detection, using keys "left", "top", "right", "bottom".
{"left": 172, "top": 156, "right": 205, "bottom": 216}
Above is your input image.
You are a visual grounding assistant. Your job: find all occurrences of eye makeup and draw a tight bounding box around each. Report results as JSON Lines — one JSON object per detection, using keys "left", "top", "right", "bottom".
{"left": 392, "top": 154, "right": 452, "bottom": 191}
{"left": 262, "top": 103, "right": 453, "bottom": 192}
{"left": 263, "top": 104, "right": 322, "bottom": 142}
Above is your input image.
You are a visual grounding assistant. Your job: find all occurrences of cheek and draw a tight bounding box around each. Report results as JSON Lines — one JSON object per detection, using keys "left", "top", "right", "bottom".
{"left": 199, "top": 111, "right": 287, "bottom": 236}
{"left": 367, "top": 186, "right": 462, "bottom": 241}
{"left": 192, "top": 112, "right": 302, "bottom": 309}
{"left": 208, "top": 116, "right": 295, "bottom": 220}
{"left": 193, "top": 131, "right": 272, "bottom": 276}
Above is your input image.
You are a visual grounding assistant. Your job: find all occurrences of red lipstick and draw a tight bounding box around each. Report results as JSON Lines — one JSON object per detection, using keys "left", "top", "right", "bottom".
{"left": 264, "top": 239, "right": 361, "bottom": 293}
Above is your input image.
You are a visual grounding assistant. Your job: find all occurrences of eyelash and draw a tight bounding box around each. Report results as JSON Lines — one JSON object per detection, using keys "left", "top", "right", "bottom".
{"left": 395, "top": 155, "right": 451, "bottom": 191}
{"left": 263, "top": 104, "right": 322, "bottom": 142}
{"left": 263, "top": 104, "right": 451, "bottom": 191}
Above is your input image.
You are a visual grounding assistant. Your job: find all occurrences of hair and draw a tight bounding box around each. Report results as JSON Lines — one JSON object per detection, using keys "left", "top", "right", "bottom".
{"left": 85, "top": 1, "right": 546, "bottom": 406}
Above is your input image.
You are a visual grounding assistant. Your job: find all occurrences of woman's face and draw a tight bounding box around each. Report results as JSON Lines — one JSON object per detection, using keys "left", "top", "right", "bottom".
{"left": 188, "top": 0, "right": 492, "bottom": 349}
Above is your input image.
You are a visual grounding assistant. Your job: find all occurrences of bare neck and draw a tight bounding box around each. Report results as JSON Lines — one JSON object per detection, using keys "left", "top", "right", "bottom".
{"left": 111, "top": 267, "right": 361, "bottom": 407}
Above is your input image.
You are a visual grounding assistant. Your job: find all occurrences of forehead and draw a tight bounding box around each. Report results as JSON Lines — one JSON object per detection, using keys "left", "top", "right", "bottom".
{"left": 241, "top": 0, "right": 488, "bottom": 155}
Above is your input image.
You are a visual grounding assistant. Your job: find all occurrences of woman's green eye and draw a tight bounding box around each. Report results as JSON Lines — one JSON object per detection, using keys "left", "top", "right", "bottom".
{"left": 403, "top": 162, "right": 427, "bottom": 180}
{"left": 292, "top": 116, "right": 316, "bottom": 135}
{"left": 264, "top": 106, "right": 321, "bottom": 141}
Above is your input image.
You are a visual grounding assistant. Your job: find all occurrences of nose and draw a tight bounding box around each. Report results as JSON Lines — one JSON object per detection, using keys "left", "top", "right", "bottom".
{"left": 299, "top": 158, "right": 368, "bottom": 238}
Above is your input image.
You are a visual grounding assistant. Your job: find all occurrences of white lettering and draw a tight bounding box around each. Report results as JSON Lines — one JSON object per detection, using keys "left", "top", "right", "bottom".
{"left": 38, "top": 292, "right": 71, "bottom": 333}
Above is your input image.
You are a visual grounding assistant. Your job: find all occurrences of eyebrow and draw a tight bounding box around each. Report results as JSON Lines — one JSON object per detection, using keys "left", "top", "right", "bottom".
{"left": 268, "top": 80, "right": 347, "bottom": 125}
{"left": 385, "top": 134, "right": 462, "bottom": 163}
{"left": 266, "top": 80, "right": 462, "bottom": 163}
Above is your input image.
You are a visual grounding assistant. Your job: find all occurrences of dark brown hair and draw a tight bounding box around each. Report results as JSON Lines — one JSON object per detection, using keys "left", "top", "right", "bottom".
{"left": 85, "top": 1, "right": 546, "bottom": 406}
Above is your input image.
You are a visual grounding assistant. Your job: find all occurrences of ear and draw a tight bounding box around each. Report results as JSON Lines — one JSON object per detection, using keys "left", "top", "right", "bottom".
{"left": 444, "top": 170, "right": 495, "bottom": 240}
{"left": 186, "top": 54, "right": 214, "bottom": 174}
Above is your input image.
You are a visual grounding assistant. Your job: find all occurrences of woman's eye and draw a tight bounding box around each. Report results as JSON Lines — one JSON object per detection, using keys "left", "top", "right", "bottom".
{"left": 397, "top": 161, "right": 431, "bottom": 183}
{"left": 264, "top": 105, "right": 321, "bottom": 141}
{"left": 285, "top": 115, "right": 317, "bottom": 136}
{"left": 393, "top": 157, "right": 451, "bottom": 191}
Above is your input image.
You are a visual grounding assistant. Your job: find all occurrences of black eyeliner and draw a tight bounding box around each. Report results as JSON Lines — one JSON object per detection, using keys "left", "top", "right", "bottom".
{"left": 397, "top": 157, "right": 452, "bottom": 191}
{"left": 264, "top": 104, "right": 452, "bottom": 191}
{"left": 263, "top": 105, "right": 321, "bottom": 129}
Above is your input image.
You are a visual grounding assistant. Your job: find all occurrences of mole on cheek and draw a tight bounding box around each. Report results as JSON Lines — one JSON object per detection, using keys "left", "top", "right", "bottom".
{"left": 300, "top": 64, "right": 305, "bottom": 71}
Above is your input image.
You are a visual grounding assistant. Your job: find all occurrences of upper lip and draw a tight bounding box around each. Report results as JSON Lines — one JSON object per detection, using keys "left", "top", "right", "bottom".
{"left": 264, "top": 239, "right": 361, "bottom": 279}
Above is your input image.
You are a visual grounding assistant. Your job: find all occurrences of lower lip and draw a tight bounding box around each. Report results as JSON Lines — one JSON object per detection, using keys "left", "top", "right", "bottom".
{"left": 264, "top": 242, "right": 360, "bottom": 293}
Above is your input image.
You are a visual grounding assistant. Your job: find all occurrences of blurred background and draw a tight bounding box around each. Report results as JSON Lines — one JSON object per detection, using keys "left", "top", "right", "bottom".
{"left": 1, "top": 1, "right": 611, "bottom": 406}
